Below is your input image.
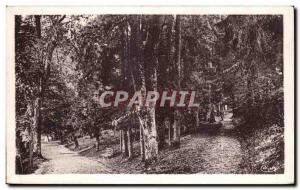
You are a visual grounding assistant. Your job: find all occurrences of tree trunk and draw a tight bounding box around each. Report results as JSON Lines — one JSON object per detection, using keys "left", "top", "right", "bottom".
{"left": 140, "top": 124, "right": 145, "bottom": 161}
{"left": 172, "top": 15, "right": 182, "bottom": 148}
{"left": 127, "top": 15, "right": 161, "bottom": 166}
{"left": 33, "top": 16, "right": 43, "bottom": 157}
{"left": 29, "top": 126, "right": 33, "bottom": 170}
{"left": 73, "top": 136, "right": 79, "bottom": 149}
{"left": 120, "top": 17, "right": 133, "bottom": 159}
{"left": 143, "top": 16, "right": 162, "bottom": 166}
{"left": 196, "top": 108, "right": 200, "bottom": 128}
{"left": 137, "top": 107, "right": 159, "bottom": 167}
{"left": 119, "top": 130, "right": 123, "bottom": 152}
{"left": 173, "top": 110, "right": 181, "bottom": 147}
{"left": 158, "top": 119, "right": 166, "bottom": 150}
{"left": 94, "top": 127, "right": 100, "bottom": 151}
{"left": 33, "top": 15, "right": 58, "bottom": 158}
{"left": 133, "top": 128, "right": 138, "bottom": 141}
{"left": 33, "top": 97, "right": 42, "bottom": 156}
{"left": 127, "top": 128, "right": 133, "bottom": 159}
{"left": 122, "top": 129, "right": 129, "bottom": 157}
{"left": 168, "top": 118, "right": 172, "bottom": 146}
{"left": 95, "top": 135, "right": 100, "bottom": 151}
{"left": 24, "top": 103, "right": 34, "bottom": 170}
{"left": 128, "top": 15, "right": 147, "bottom": 162}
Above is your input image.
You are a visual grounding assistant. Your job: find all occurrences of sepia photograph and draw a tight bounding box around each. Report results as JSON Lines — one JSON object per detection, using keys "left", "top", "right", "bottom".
{"left": 6, "top": 6, "right": 294, "bottom": 184}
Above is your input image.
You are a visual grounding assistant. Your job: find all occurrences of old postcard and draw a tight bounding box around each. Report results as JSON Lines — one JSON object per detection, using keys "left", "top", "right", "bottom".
{"left": 6, "top": 6, "right": 294, "bottom": 184}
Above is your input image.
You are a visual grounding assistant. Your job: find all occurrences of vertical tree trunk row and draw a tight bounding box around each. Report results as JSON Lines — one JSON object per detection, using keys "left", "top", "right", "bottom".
{"left": 118, "top": 15, "right": 164, "bottom": 165}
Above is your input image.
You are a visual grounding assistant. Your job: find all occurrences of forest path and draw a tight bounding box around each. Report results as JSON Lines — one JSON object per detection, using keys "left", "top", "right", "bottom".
{"left": 34, "top": 141, "right": 112, "bottom": 174}
{"left": 149, "top": 133, "right": 246, "bottom": 174}
{"left": 194, "top": 134, "right": 244, "bottom": 173}
{"left": 35, "top": 133, "right": 246, "bottom": 174}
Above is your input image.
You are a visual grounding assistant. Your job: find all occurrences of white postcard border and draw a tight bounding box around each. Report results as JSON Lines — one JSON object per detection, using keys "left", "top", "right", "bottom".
{"left": 6, "top": 6, "right": 294, "bottom": 184}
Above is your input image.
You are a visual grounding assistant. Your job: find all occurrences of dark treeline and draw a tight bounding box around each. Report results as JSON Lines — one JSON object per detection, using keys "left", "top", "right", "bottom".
{"left": 15, "top": 15, "right": 283, "bottom": 174}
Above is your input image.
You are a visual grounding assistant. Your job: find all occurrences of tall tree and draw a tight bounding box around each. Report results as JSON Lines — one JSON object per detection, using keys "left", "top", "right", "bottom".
{"left": 172, "top": 15, "right": 182, "bottom": 147}
{"left": 32, "top": 15, "right": 67, "bottom": 157}
{"left": 122, "top": 15, "right": 162, "bottom": 165}
{"left": 32, "top": 15, "right": 42, "bottom": 157}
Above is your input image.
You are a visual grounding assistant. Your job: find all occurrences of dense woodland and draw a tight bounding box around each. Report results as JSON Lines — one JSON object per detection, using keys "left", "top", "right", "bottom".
{"left": 15, "top": 15, "right": 284, "bottom": 174}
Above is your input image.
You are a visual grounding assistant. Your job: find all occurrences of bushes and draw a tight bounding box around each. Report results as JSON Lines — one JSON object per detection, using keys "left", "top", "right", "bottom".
{"left": 243, "top": 124, "right": 284, "bottom": 174}
{"left": 235, "top": 88, "right": 284, "bottom": 174}
{"left": 235, "top": 86, "right": 284, "bottom": 132}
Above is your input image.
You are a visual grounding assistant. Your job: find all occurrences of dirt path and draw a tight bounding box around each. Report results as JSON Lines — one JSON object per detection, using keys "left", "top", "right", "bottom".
{"left": 35, "top": 132, "right": 246, "bottom": 174}
{"left": 150, "top": 133, "right": 245, "bottom": 174}
{"left": 35, "top": 141, "right": 112, "bottom": 174}
{"left": 194, "top": 134, "right": 244, "bottom": 173}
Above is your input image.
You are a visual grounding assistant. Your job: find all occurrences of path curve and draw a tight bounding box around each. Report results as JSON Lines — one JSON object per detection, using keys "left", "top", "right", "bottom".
{"left": 35, "top": 141, "right": 112, "bottom": 174}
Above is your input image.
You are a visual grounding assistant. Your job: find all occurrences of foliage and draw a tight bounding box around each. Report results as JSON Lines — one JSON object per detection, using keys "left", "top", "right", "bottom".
{"left": 15, "top": 14, "right": 284, "bottom": 173}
